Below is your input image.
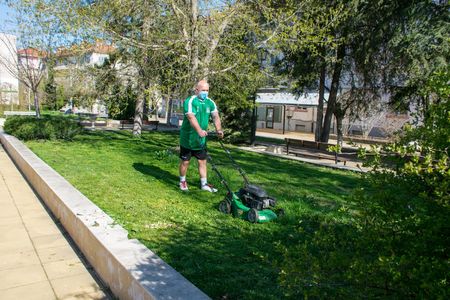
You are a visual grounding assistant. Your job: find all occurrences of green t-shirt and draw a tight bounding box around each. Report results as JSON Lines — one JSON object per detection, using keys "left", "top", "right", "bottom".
{"left": 180, "top": 95, "right": 218, "bottom": 150}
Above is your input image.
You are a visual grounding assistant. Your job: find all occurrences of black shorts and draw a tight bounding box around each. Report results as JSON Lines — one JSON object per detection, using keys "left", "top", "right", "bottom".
{"left": 179, "top": 146, "right": 207, "bottom": 161}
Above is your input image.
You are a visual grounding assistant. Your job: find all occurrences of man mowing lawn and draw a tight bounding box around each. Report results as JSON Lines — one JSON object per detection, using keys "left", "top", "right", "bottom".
{"left": 179, "top": 79, "right": 224, "bottom": 192}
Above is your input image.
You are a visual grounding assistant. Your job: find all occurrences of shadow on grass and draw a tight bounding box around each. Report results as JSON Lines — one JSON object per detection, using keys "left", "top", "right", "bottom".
{"left": 133, "top": 163, "right": 179, "bottom": 187}
{"left": 132, "top": 213, "right": 388, "bottom": 300}
{"left": 137, "top": 221, "right": 288, "bottom": 299}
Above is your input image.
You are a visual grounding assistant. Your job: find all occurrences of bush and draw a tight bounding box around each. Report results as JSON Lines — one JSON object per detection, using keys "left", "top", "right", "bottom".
{"left": 4, "top": 115, "right": 83, "bottom": 140}
{"left": 276, "top": 70, "right": 449, "bottom": 299}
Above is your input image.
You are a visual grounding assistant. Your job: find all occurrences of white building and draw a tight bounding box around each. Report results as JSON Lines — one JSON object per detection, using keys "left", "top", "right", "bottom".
{"left": 17, "top": 48, "right": 44, "bottom": 70}
{"left": 54, "top": 42, "right": 113, "bottom": 70}
{"left": 0, "top": 33, "right": 19, "bottom": 105}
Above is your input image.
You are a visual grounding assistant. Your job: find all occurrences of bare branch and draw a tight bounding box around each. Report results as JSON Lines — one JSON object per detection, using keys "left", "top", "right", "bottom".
{"left": 202, "top": 7, "right": 238, "bottom": 77}
{"left": 207, "top": 63, "right": 238, "bottom": 76}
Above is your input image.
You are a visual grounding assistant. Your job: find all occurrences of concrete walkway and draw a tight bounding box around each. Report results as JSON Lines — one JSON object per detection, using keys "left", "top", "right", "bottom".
{"left": 253, "top": 130, "right": 369, "bottom": 172}
{"left": 256, "top": 129, "right": 377, "bottom": 149}
{"left": 239, "top": 144, "right": 368, "bottom": 172}
{"left": 0, "top": 145, "right": 110, "bottom": 300}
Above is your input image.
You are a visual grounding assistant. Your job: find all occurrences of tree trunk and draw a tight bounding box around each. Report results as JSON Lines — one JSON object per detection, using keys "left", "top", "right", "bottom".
{"left": 133, "top": 89, "right": 145, "bottom": 136}
{"left": 250, "top": 96, "right": 257, "bottom": 145}
{"left": 315, "top": 64, "right": 326, "bottom": 141}
{"left": 133, "top": 11, "right": 152, "bottom": 136}
{"left": 167, "top": 96, "right": 173, "bottom": 125}
{"left": 133, "top": 72, "right": 146, "bottom": 136}
{"left": 33, "top": 90, "right": 41, "bottom": 118}
{"left": 335, "top": 111, "right": 344, "bottom": 147}
{"left": 191, "top": 0, "right": 199, "bottom": 81}
{"left": 320, "top": 45, "right": 345, "bottom": 142}
{"left": 152, "top": 86, "right": 162, "bottom": 121}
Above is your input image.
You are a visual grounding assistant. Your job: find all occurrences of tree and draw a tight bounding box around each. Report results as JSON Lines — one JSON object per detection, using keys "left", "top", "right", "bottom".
{"left": 42, "top": 0, "right": 266, "bottom": 136}
{"left": 259, "top": 0, "right": 352, "bottom": 142}
{"left": 93, "top": 54, "right": 136, "bottom": 120}
{"left": 43, "top": 58, "right": 57, "bottom": 110}
{"left": 261, "top": 0, "right": 449, "bottom": 143}
{"left": 0, "top": 37, "right": 47, "bottom": 117}
{"left": 0, "top": 0, "right": 65, "bottom": 118}
{"left": 55, "top": 84, "right": 65, "bottom": 109}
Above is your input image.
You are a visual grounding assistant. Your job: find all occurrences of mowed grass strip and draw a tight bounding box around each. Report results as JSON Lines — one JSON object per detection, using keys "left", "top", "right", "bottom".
{"left": 26, "top": 130, "right": 363, "bottom": 299}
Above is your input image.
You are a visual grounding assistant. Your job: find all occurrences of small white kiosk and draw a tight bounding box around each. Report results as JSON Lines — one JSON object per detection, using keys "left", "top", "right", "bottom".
{"left": 256, "top": 89, "right": 327, "bottom": 134}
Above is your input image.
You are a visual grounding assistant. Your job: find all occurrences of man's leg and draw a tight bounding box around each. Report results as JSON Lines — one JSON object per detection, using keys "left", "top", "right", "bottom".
{"left": 179, "top": 145, "right": 192, "bottom": 190}
{"left": 179, "top": 159, "right": 190, "bottom": 191}
{"left": 198, "top": 159, "right": 217, "bottom": 192}
{"left": 198, "top": 159, "right": 207, "bottom": 179}
{"left": 179, "top": 159, "right": 190, "bottom": 177}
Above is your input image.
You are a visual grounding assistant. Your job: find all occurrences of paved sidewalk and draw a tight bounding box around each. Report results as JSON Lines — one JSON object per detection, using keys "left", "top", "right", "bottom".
{"left": 0, "top": 145, "right": 110, "bottom": 300}
{"left": 239, "top": 144, "right": 367, "bottom": 172}
{"left": 253, "top": 130, "right": 368, "bottom": 172}
{"left": 256, "top": 129, "right": 374, "bottom": 149}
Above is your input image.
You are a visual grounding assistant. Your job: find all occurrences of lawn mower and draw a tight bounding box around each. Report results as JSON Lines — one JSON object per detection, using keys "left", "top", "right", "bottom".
{"left": 204, "top": 133, "right": 283, "bottom": 223}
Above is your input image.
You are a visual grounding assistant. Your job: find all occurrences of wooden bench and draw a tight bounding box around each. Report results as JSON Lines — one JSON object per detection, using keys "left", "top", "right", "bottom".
{"left": 144, "top": 120, "right": 159, "bottom": 130}
{"left": 285, "top": 138, "right": 349, "bottom": 165}
{"left": 120, "top": 120, "right": 133, "bottom": 129}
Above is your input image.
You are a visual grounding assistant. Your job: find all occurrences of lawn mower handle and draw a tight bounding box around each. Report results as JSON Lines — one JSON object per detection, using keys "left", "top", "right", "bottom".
{"left": 205, "top": 130, "right": 251, "bottom": 186}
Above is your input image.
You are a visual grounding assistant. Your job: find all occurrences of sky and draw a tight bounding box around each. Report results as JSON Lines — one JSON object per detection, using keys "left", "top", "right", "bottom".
{"left": 0, "top": 2, "right": 17, "bottom": 34}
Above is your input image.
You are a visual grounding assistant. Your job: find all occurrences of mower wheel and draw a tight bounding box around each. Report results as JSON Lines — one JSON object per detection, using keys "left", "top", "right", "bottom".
{"left": 219, "top": 200, "right": 231, "bottom": 214}
{"left": 276, "top": 208, "right": 285, "bottom": 217}
{"left": 247, "top": 208, "right": 259, "bottom": 223}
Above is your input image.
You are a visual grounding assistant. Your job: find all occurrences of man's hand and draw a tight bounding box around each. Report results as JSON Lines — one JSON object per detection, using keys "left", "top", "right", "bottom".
{"left": 216, "top": 130, "right": 224, "bottom": 139}
{"left": 198, "top": 130, "right": 208, "bottom": 137}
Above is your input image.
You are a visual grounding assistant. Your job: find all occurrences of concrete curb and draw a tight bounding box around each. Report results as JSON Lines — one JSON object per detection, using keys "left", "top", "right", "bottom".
{"left": 0, "top": 132, "right": 209, "bottom": 300}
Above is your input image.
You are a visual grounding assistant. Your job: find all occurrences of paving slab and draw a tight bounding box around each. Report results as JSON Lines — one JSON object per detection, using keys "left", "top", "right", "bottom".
{"left": 0, "top": 248, "right": 41, "bottom": 271}
{"left": 0, "top": 144, "right": 110, "bottom": 300}
{"left": 51, "top": 273, "right": 106, "bottom": 299}
{"left": 0, "top": 265, "right": 48, "bottom": 290}
{"left": 0, "top": 280, "right": 56, "bottom": 300}
{"left": 32, "top": 233, "right": 72, "bottom": 250}
{"left": 43, "top": 258, "right": 89, "bottom": 280}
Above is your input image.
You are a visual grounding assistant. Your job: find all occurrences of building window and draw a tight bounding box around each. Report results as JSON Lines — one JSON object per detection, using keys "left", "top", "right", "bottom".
{"left": 257, "top": 106, "right": 265, "bottom": 121}
{"left": 274, "top": 106, "right": 282, "bottom": 122}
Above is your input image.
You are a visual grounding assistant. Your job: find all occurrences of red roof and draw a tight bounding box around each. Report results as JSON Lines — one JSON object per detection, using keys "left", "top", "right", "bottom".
{"left": 17, "top": 48, "right": 46, "bottom": 58}
{"left": 56, "top": 41, "right": 115, "bottom": 57}
{"left": 93, "top": 42, "right": 115, "bottom": 54}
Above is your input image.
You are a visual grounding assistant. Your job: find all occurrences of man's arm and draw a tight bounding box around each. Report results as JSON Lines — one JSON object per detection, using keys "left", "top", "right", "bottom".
{"left": 186, "top": 113, "right": 207, "bottom": 137}
{"left": 211, "top": 111, "right": 223, "bottom": 138}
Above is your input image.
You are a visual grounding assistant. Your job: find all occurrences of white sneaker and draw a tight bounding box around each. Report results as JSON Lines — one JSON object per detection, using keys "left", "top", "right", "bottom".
{"left": 201, "top": 184, "right": 218, "bottom": 193}
{"left": 180, "top": 181, "right": 189, "bottom": 191}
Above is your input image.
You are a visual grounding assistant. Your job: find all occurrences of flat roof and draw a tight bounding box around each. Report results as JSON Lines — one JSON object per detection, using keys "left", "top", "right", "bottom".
{"left": 256, "top": 92, "right": 328, "bottom": 106}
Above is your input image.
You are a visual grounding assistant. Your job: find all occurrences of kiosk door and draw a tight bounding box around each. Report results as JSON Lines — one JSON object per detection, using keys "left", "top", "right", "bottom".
{"left": 266, "top": 107, "right": 274, "bottom": 129}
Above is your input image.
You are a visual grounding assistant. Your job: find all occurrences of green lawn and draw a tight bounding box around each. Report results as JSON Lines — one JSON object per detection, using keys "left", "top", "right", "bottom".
{"left": 26, "top": 130, "right": 363, "bottom": 299}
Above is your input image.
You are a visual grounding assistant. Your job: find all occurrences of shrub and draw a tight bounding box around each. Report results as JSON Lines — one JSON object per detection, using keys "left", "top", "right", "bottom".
{"left": 276, "top": 70, "right": 449, "bottom": 299}
{"left": 3, "top": 115, "right": 83, "bottom": 140}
